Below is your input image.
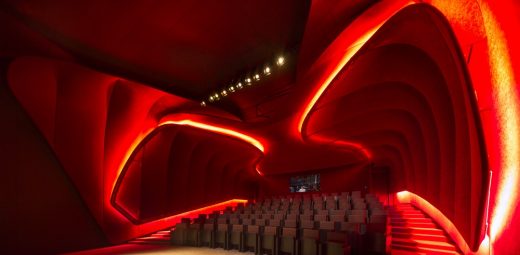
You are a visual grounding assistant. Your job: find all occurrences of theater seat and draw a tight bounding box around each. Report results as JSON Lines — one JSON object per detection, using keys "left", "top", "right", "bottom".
{"left": 300, "top": 229, "right": 321, "bottom": 255}
{"left": 200, "top": 223, "right": 215, "bottom": 248}
{"left": 186, "top": 223, "right": 201, "bottom": 246}
{"left": 215, "top": 223, "right": 230, "bottom": 249}
{"left": 244, "top": 225, "right": 260, "bottom": 253}
{"left": 323, "top": 232, "right": 351, "bottom": 255}
{"left": 171, "top": 222, "right": 189, "bottom": 245}
{"left": 260, "top": 226, "right": 278, "bottom": 255}
{"left": 279, "top": 227, "right": 298, "bottom": 255}
{"left": 229, "top": 224, "right": 245, "bottom": 251}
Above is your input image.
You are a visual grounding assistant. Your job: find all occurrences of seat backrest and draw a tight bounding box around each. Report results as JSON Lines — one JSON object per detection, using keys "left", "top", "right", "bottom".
{"left": 299, "top": 214, "right": 313, "bottom": 221}
{"left": 350, "top": 209, "right": 367, "bottom": 215}
{"left": 247, "top": 225, "right": 260, "bottom": 234}
{"left": 300, "top": 220, "right": 316, "bottom": 229}
{"left": 338, "top": 222, "right": 362, "bottom": 233}
{"left": 242, "top": 218, "right": 253, "bottom": 225}
{"left": 282, "top": 227, "right": 297, "bottom": 237}
{"left": 352, "top": 202, "right": 367, "bottom": 209}
{"left": 330, "top": 209, "right": 346, "bottom": 216}
{"left": 319, "top": 221, "right": 335, "bottom": 231}
{"left": 338, "top": 201, "right": 350, "bottom": 210}
{"left": 286, "top": 214, "right": 298, "bottom": 220}
{"left": 314, "top": 214, "right": 328, "bottom": 222}
{"left": 203, "top": 223, "right": 214, "bottom": 230}
{"left": 232, "top": 224, "right": 245, "bottom": 233}
{"left": 230, "top": 218, "right": 241, "bottom": 225}
{"left": 217, "top": 218, "right": 228, "bottom": 224}
{"left": 316, "top": 209, "right": 329, "bottom": 215}
{"left": 256, "top": 219, "right": 267, "bottom": 226}
{"left": 302, "top": 229, "right": 319, "bottom": 239}
{"left": 175, "top": 222, "right": 189, "bottom": 229}
{"left": 217, "top": 223, "right": 229, "bottom": 232}
{"left": 348, "top": 214, "right": 366, "bottom": 223}
{"left": 330, "top": 214, "right": 345, "bottom": 222}
{"left": 269, "top": 219, "right": 282, "bottom": 227}
{"left": 284, "top": 219, "right": 297, "bottom": 228}
{"left": 325, "top": 201, "right": 337, "bottom": 210}
{"left": 273, "top": 214, "right": 284, "bottom": 221}
{"left": 351, "top": 191, "right": 362, "bottom": 198}
{"left": 263, "top": 226, "right": 277, "bottom": 235}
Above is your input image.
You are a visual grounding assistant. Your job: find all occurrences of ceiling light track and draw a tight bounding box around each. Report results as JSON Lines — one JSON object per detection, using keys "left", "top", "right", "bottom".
{"left": 201, "top": 55, "right": 286, "bottom": 107}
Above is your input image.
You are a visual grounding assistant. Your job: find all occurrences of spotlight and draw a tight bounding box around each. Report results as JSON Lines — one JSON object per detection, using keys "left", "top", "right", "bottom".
{"left": 245, "top": 77, "right": 252, "bottom": 85}
{"left": 221, "top": 89, "right": 228, "bottom": 97}
{"left": 208, "top": 95, "right": 215, "bottom": 102}
{"left": 236, "top": 82, "right": 244, "bottom": 89}
{"left": 214, "top": 93, "right": 220, "bottom": 100}
{"left": 253, "top": 73, "right": 260, "bottom": 81}
{"left": 228, "top": 85, "right": 236, "bottom": 93}
{"left": 276, "top": 56, "right": 285, "bottom": 66}
{"left": 200, "top": 101, "right": 207, "bottom": 107}
{"left": 263, "top": 66, "right": 271, "bottom": 75}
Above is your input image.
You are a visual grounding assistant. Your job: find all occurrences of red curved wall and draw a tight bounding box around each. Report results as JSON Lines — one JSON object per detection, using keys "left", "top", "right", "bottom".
{"left": 304, "top": 5, "right": 486, "bottom": 248}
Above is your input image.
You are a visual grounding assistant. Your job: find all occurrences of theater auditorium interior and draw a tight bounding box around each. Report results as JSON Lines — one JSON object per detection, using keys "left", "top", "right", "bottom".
{"left": 1, "top": 0, "right": 519, "bottom": 254}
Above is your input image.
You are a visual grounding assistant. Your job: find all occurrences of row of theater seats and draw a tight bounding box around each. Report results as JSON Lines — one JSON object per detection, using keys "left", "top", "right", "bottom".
{"left": 170, "top": 191, "right": 388, "bottom": 255}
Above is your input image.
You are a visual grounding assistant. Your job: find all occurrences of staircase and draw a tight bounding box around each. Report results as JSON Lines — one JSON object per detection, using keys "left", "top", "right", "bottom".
{"left": 390, "top": 203, "right": 461, "bottom": 255}
{"left": 128, "top": 230, "right": 171, "bottom": 245}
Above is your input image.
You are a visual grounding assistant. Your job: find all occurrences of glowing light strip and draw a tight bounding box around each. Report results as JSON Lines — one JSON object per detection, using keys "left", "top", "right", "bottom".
{"left": 159, "top": 119, "right": 264, "bottom": 152}
{"left": 297, "top": 1, "right": 415, "bottom": 134}
{"left": 162, "top": 199, "right": 248, "bottom": 221}
{"left": 334, "top": 140, "right": 373, "bottom": 159}
{"left": 112, "top": 119, "right": 266, "bottom": 207}
{"left": 112, "top": 126, "right": 157, "bottom": 193}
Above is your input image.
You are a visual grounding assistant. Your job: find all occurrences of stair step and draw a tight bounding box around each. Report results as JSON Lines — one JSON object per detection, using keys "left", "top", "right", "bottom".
{"left": 151, "top": 233, "right": 170, "bottom": 237}
{"left": 392, "top": 238, "right": 457, "bottom": 251}
{"left": 391, "top": 221, "right": 437, "bottom": 228}
{"left": 391, "top": 218, "right": 432, "bottom": 223}
{"left": 391, "top": 244, "right": 460, "bottom": 255}
{"left": 391, "top": 226, "right": 444, "bottom": 235}
{"left": 128, "top": 240, "right": 170, "bottom": 245}
{"left": 392, "top": 232, "right": 449, "bottom": 242}
{"left": 135, "top": 236, "right": 170, "bottom": 241}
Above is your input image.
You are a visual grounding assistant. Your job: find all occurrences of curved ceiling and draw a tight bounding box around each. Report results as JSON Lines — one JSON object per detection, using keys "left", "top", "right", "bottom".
{"left": 1, "top": 0, "right": 310, "bottom": 100}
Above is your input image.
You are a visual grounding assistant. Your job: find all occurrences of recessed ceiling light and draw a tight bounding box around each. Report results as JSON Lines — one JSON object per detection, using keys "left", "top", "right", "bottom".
{"left": 253, "top": 73, "right": 260, "bottom": 81}
{"left": 200, "top": 101, "right": 207, "bottom": 107}
{"left": 263, "top": 66, "right": 271, "bottom": 75}
{"left": 276, "top": 56, "right": 285, "bottom": 66}
{"left": 221, "top": 89, "right": 228, "bottom": 97}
